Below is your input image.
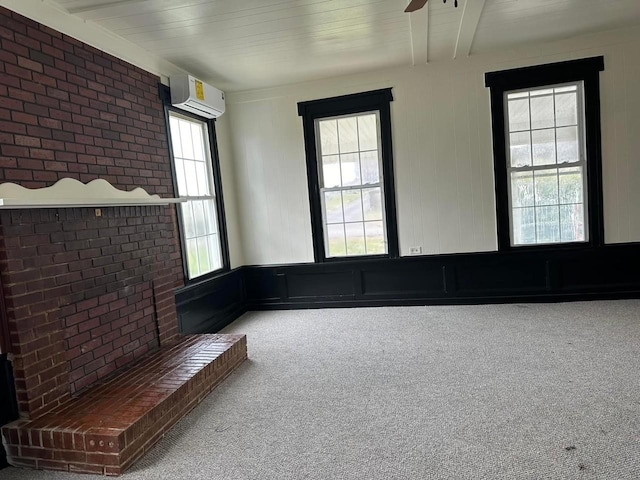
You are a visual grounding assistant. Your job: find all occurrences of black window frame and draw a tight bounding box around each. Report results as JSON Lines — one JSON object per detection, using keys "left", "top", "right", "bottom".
{"left": 159, "top": 84, "right": 230, "bottom": 284}
{"left": 298, "top": 88, "right": 399, "bottom": 263}
{"left": 485, "top": 56, "right": 605, "bottom": 251}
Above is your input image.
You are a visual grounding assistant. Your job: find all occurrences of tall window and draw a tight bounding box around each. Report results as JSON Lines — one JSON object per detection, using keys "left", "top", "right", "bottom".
{"left": 506, "top": 83, "right": 587, "bottom": 245}
{"left": 168, "top": 111, "right": 226, "bottom": 279}
{"left": 298, "top": 89, "right": 399, "bottom": 262}
{"left": 316, "top": 112, "right": 387, "bottom": 257}
{"left": 485, "top": 57, "right": 605, "bottom": 250}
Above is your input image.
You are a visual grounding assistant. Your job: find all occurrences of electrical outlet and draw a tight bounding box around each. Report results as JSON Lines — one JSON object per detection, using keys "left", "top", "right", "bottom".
{"left": 95, "top": 208, "right": 102, "bottom": 217}
{"left": 409, "top": 246, "right": 422, "bottom": 255}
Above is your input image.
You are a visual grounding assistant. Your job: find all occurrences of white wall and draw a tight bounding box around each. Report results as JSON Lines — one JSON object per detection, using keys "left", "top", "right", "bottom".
{"left": 215, "top": 115, "right": 244, "bottom": 268}
{"left": 225, "top": 26, "right": 640, "bottom": 266}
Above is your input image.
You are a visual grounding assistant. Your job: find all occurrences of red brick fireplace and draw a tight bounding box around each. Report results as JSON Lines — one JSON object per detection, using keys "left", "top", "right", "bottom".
{"left": 0, "top": 206, "right": 182, "bottom": 419}
{"left": 0, "top": 6, "right": 248, "bottom": 475}
{"left": 0, "top": 5, "right": 186, "bottom": 420}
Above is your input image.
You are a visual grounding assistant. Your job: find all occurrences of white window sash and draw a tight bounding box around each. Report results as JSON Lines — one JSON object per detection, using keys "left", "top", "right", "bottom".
{"left": 504, "top": 81, "right": 589, "bottom": 246}
{"left": 314, "top": 111, "right": 389, "bottom": 258}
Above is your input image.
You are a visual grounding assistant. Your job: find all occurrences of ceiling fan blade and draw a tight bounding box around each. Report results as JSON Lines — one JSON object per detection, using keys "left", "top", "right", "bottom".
{"left": 405, "top": 0, "right": 428, "bottom": 13}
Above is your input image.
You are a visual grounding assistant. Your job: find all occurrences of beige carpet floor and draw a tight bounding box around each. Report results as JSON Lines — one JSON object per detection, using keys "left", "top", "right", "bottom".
{"left": 1, "top": 300, "right": 639, "bottom": 479}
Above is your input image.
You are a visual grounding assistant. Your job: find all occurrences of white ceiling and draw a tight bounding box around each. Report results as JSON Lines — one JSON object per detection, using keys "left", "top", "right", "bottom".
{"left": 49, "top": 0, "right": 640, "bottom": 92}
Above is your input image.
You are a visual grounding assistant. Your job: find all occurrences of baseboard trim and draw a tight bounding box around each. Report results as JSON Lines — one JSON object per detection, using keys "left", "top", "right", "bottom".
{"left": 247, "top": 289, "right": 640, "bottom": 311}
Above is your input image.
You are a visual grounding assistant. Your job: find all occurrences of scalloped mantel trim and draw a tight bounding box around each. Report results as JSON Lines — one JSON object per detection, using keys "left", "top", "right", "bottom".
{"left": 0, "top": 178, "right": 184, "bottom": 209}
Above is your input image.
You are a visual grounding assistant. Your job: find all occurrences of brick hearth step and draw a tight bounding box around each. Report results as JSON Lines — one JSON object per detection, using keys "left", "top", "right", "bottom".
{"left": 1, "top": 334, "right": 247, "bottom": 476}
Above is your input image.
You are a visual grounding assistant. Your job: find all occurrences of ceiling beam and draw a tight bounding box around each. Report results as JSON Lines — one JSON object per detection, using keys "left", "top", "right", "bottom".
{"left": 408, "top": 4, "right": 429, "bottom": 65}
{"left": 454, "top": 0, "right": 486, "bottom": 59}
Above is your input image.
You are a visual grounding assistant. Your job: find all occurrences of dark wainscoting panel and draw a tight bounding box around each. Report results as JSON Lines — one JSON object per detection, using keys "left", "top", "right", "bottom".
{"left": 453, "top": 255, "right": 549, "bottom": 294}
{"left": 244, "top": 244, "right": 640, "bottom": 309}
{"left": 175, "top": 269, "right": 245, "bottom": 334}
{"left": 0, "top": 354, "right": 18, "bottom": 469}
{"left": 174, "top": 244, "right": 640, "bottom": 334}
{"left": 362, "top": 263, "right": 445, "bottom": 297}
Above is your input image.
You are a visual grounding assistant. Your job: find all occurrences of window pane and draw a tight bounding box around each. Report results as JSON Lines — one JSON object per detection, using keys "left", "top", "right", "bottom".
{"left": 186, "top": 238, "right": 199, "bottom": 277}
{"left": 511, "top": 171, "right": 534, "bottom": 207}
{"left": 357, "top": 114, "right": 377, "bottom": 151}
{"left": 193, "top": 200, "right": 206, "bottom": 236}
{"left": 532, "top": 128, "right": 556, "bottom": 166}
{"left": 184, "top": 160, "right": 198, "bottom": 196}
{"left": 555, "top": 91, "right": 578, "bottom": 127}
{"left": 363, "top": 187, "right": 383, "bottom": 221}
{"left": 203, "top": 198, "right": 218, "bottom": 235}
{"left": 530, "top": 94, "right": 554, "bottom": 130}
{"left": 509, "top": 131, "right": 531, "bottom": 167}
{"left": 191, "top": 123, "right": 205, "bottom": 161}
{"left": 181, "top": 202, "right": 195, "bottom": 238}
{"left": 508, "top": 97, "right": 530, "bottom": 132}
{"left": 340, "top": 153, "right": 361, "bottom": 186}
{"left": 536, "top": 206, "right": 560, "bottom": 243}
{"left": 209, "top": 234, "right": 222, "bottom": 271}
{"left": 556, "top": 126, "right": 579, "bottom": 164}
{"left": 345, "top": 222, "right": 365, "bottom": 255}
{"left": 327, "top": 224, "right": 346, "bottom": 257}
{"left": 319, "top": 119, "right": 339, "bottom": 155}
{"left": 179, "top": 120, "right": 194, "bottom": 159}
{"left": 170, "top": 117, "right": 182, "bottom": 158}
{"left": 324, "top": 191, "right": 344, "bottom": 224}
{"left": 512, "top": 207, "right": 536, "bottom": 245}
{"left": 322, "top": 155, "right": 341, "bottom": 188}
{"left": 338, "top": 117, "right": 358, "bottom": 153}
{"left": 560, "top": 204, "right": 585, "bottom": 242}
{"left": 365, "top": 221, "right": 386, "bottom": 254}
{"left": 342, "top": 189, "right": 363, "bottom": 223}
{"left": 534, "top": 168, "right": 559, "bottom": 206}
{"left": 196, "top": 236, "right": 210, "bottom": 273}
{"left": 361, "top": 151, "right": 380, "bottom": 185}
{"left": 196, "top": 161, "right": 209, "bottom": 195}
{"left": 558, "top": 166, "right": 583, "bottom": 204}
{"left": 175, "top": 158, "right": 187, "bottom": 195}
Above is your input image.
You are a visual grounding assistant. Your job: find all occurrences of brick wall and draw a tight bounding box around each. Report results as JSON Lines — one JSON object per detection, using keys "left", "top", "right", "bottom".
{"left": 63, "top": 280, "right": 157, "bottom": 395}
{"left": 0, "top": 7, "right": 172, "bottom": 194}
{"left": 0, "top": 7, "right": 184, "bottom": 419}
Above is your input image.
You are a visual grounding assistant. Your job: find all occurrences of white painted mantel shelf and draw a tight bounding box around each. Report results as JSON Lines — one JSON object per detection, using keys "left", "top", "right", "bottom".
{"left": 0, "top": 178, "right": 184, "bottom": 209}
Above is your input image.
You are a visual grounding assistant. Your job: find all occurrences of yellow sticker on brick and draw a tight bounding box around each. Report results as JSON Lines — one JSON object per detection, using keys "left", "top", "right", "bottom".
{"left": 195, "top": 80, "right": 205, "bottom": 101}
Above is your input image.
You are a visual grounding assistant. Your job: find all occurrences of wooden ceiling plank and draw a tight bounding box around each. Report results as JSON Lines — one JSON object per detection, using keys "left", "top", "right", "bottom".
{"left": 66, "top": 0, "right": 151, "bottom": 16}
{"left": 453, "top": 0, "right": 486, "bottom": 58}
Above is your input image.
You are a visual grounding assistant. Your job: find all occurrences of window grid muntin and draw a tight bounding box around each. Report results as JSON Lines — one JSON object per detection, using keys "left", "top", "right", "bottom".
{"left": 504, "top": 81, "right": 589, "bottom": 246}
{"left": 315, "top": 111, "right": 388, "bottom": 258}
{"left": 169, "top": 111, "right": 223, "bottom": 278}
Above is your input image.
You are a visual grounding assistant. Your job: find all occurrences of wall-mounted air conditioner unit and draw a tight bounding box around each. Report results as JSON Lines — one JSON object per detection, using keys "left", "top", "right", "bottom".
{"left": 169, "top": 74, "right": 225, "bottom": 119}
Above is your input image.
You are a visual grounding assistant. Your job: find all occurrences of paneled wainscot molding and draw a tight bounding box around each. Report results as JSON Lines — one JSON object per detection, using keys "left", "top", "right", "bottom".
{"left": 0, "top": 178, "right": 184, "bottom": 208}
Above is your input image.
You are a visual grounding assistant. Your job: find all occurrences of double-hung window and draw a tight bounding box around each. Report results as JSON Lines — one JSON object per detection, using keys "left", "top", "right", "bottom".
{"left": 485, "top": 57, "right": 605, "bottom": 250}
{"left": 167, "top": 111, "right": 228, "bottom": 279}
{"left": 506, "top": 82, "right": 587, "bottom": 245}
{"left": 317, "top": 112, "right": 387, "bottom": 257}
{"left": 298, "top": 89, "right": 399, "bottom": 262}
